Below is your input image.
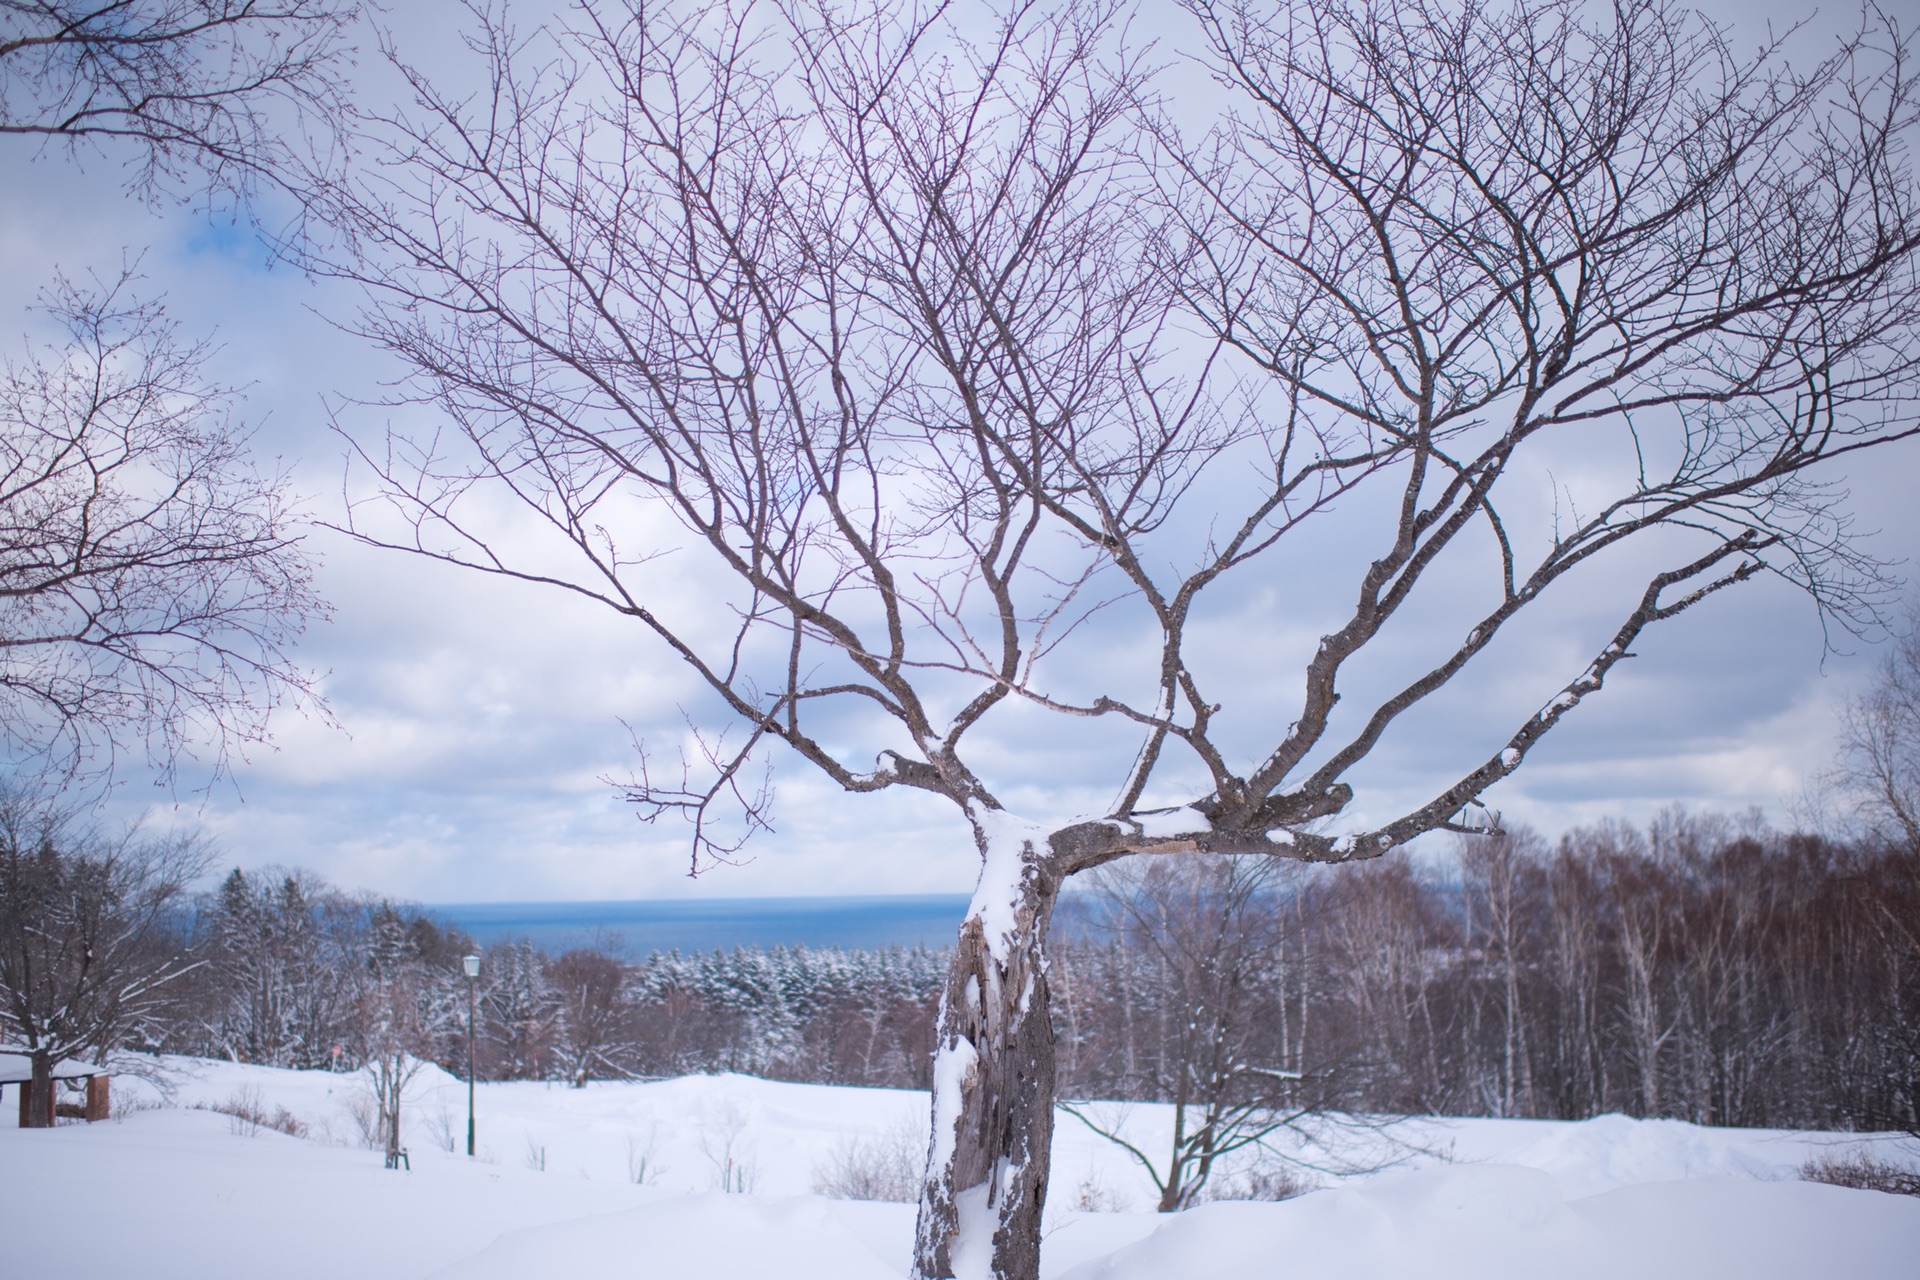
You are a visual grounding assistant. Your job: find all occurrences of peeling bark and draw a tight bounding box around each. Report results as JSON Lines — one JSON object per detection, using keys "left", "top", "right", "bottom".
{"left": 914, "top": 830, "right": 1060, "bottom": 1280}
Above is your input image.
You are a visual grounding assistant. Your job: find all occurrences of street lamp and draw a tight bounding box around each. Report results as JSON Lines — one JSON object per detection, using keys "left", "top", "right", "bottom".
{"left": 463, "top": 952, "right": 481, "bottom": 1157}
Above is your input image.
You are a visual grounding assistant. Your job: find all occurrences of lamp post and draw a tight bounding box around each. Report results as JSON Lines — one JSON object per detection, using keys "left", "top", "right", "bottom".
{"left": 463, "top": 952, "right": 481, "bottom": 1156}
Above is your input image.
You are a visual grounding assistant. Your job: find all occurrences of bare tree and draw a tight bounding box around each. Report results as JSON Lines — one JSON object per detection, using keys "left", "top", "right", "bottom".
{"left": 353, "top": 903, "right": 452, "bottom": 1168}
{"left": 1826, "top": 599, "right": 1920, "bottom": 1132}
{"left": 1834, "top": 600, "right": 1920, "bottom": 853}
{"left": 1539, "top": 838, "right": 1608, "bottom": 1117}
{"left": 1459, "top": 829, "right": 1542, "bottom": 1117}
{"left": 0, "top": 272, "right": 328, "bottom": 785}
{"left": 0, "top": 788, "right": 206, "bottom": 1126}
{"left": 551, "top": 946, "right": 632, "bottom": 1086}
{"left": 0, "top": 3, "right": 351, "bottom": 787}
{"left": 0, "top": 0, "right": 358, "bottom": 202}
{"left": 318, "top": 1, "right": 1920, "bottom": 1275}
{"left": 1315, "top": 855, "right": 1457, "bottom": 1109}
{"left": 1061, "top": 855, "right": 1315, "bottom": 1211}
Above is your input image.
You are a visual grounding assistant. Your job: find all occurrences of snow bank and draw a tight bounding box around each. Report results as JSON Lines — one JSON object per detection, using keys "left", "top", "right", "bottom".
{"left": 0, "top": 1106, "right": 649, "bottom": 1279}
{"left": 428, "top": 1192, "right": 902, "bottom": 1280}
{"left": 1061, "top": 1164, "right": 1920, "bottom": 1280}
{"left": 1, "top": 1059, "right": 1914, "bottom": 1279}
{"left": 1489, "top": 1111, "right": 1803, "bottom": 1198}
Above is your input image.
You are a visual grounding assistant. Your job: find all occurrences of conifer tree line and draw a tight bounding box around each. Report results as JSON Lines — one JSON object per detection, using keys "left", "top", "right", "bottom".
{"left": 149, "top": 872, "right": 954, "bottom": 1088}
{"left": 18, "top": 809, "right": 1904, "bottom": 1138}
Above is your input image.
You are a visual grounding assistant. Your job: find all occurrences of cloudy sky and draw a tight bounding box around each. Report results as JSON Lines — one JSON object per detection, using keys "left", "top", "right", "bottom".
{"left": 3, "top": 0, "right": 1915, "bottom": 905}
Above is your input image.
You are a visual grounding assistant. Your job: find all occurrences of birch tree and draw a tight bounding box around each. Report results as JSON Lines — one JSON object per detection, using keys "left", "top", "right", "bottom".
{"left": 1460, "top": 830, "right": 1540, "bottom": 1117}
{"left": 319, "top": 1, "right": 1920, "bottom": 1274}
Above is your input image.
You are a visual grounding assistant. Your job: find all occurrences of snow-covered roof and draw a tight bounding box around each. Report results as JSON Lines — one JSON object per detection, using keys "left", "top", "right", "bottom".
{"left": 0, "top": 1052, "right": 105, "bottom": 1083}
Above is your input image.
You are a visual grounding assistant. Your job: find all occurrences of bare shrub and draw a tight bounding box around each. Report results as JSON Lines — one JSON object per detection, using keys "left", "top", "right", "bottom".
{"left": 264, "top": 1104, "right": 307, "bottom": 1139}
{"left": 811, "top": 1122, "right": 925, "bottom": 1203}
{"left": 698, "top": 1099, "right": 758, "bottom": 1194}
{"left": 108, "top": 1093, "right": 163, "bottom": 1121}
{"left": 627, "top": 1126, "right": 665, "bottom": 1185}
{"left": 1207, "top": 1164, "right": 1315, "bottom": 1203}
{"left": 424, "top": 1104, "right": 457, "bottom": 1154}
{"left": 1070, "top": 1172, "right": 1126, "bottom": 1214}
{"left": 213, "top": 1085, "right": 261, "bottom": 1136}
{"left": 1802, "top": 1152, "right": 1920, "bottom": 1197}
{"left": 201, "top": 1086, "right": 307, "bottom": 1139}
{"left": 344, "top": 1090, "right": 379, "bottom": 1150}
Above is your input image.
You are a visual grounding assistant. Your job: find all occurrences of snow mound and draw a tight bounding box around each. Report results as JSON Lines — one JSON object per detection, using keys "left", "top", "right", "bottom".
{"left": 1062, "top": 1164, "right": 1920, "bottom": 1280}
{"left": 1495, "top": 1112, "right": 1799, "bottom": 1198}
{"left": 428, "top": 1192, "right": 902, "bottom": 1280}
{"left": 6, "top": 1060, "right": 1918, "bottom": 1279}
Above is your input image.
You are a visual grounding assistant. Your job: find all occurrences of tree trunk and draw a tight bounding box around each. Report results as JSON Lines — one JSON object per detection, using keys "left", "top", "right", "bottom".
{"left": 24, "top": 1050, "right": 53, "bottom": 1129}
{"left": 913, "top": 821, "right": 1060, "bottom": 1280}
{"left": 388, "top": 1089, "right": 401, "bottom": 1165}
{"left": 1154, "top": 1169, "right": 1186, "bottom": 1214}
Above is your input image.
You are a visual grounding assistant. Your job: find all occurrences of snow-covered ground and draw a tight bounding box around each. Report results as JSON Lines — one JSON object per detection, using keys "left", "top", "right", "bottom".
{"left": 1, "top": 1057, "right": 1915, "bottom": 1278}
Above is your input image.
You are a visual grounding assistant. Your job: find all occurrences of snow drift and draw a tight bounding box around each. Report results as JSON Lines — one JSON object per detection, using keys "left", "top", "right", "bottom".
{"left": 0, "top": 1058, "right": 1913, "bottom": 1279}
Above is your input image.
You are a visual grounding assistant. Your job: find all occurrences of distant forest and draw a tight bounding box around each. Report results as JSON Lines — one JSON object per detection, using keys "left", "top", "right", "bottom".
{"left": 130, "top": 809, "right": 1917, "bottom": 1136}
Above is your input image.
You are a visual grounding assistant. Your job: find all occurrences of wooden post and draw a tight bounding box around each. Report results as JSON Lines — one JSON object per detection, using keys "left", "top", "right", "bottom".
{"left": 85, "top": 1075, "right": 109, "bottom": 1122}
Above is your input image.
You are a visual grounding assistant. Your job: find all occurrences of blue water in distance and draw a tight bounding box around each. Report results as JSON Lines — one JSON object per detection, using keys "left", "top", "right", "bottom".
{"left": 427, "top": 894, "right": 974, "bottom": 957}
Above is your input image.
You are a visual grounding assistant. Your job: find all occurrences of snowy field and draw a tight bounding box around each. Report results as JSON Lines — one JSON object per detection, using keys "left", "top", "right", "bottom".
{"left": 2, "top": 1057, "right": 1916, "bottom": 1279}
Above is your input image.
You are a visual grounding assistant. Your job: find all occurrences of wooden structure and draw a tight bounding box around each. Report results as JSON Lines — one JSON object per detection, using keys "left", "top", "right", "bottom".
{"left": 0, "top": 1052, "right": 108, "bottom": 1126}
